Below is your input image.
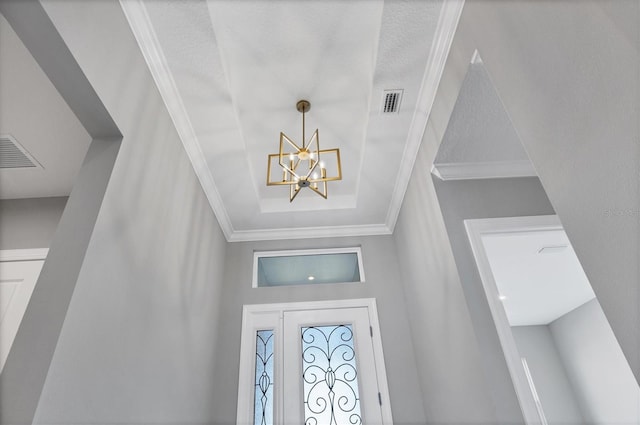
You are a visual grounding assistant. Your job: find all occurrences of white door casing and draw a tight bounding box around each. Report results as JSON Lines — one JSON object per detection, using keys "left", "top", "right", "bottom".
{"left": 0, "top": 249, "right": 48, "bottom": 372}
{"left": 237, "top": 298, "right": 393, "bottom": 425}
{"left": 464, "top": 215, "right": 562, "bottom": 425}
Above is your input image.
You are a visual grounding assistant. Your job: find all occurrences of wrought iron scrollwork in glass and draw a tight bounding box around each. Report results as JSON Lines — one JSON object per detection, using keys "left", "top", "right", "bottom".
{"left": 254, "top": 330, "right": 274, "bottom": 425}
{"left": 301, "top": 325, "right": 362, "bottom": 425}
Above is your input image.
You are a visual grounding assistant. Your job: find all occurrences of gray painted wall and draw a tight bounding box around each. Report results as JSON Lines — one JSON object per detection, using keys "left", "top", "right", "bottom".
{"left": 0, "top": 3, "right": 123, "bottom": 423}
{"left": 432, "top": 176, "right": 556, "bottom": 423}
{"left": 0, "top": 197, "right": 67, "bottom": 250}
{"left": 396, "top": 29, "right": 559, "bottom": 421}
{"left": 212, "top": 236, "right": 427, "bottom": 425}
{"left": 1, "top": 138, "right": 121, "bottom": 425}
{"left": 511, "top": 325, "right": 584, "bottom": 424}
{"left": 3, "top": 2, "right": 228, "bottom": 424}
{"left": 403, "top": 2, "right": 640, "bottom": 421}
{"left": 1, "top": 1, "right": 635, "bottom": 424}
{"left": 391, "top": 6, "right": 562, "bottom": 420}
{"left": 392, "top": 131, "right": 499, "bottom": 422}
{"left": 452, "top": 0, "right": 640, "bottom": 382}
{"left": 550, "top": 299, "right": 640, "bottom": 425}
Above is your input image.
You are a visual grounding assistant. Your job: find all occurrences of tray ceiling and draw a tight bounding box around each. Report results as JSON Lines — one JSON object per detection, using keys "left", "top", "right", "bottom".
{"left": 122, "top": 0, "right": 462, "bottom": 241}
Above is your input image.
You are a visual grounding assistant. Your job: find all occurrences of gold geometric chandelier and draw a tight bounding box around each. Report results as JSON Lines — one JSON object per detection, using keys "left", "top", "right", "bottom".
{"left": 266, "top": 100, "right": 342, "bottom": 202}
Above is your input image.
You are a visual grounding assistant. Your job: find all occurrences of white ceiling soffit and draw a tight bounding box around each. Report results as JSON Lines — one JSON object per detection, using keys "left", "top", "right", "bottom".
{"left": 121, "top": 0, "right": 464, "bottom": 241}
{"left": 482, "top": 229, "right": 596, "bottom": 326}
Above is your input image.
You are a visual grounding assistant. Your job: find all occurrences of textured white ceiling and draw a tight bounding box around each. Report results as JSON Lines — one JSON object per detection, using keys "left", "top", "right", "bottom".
{"left": 125, "top": 0, "right": 452, "bottom": 240}
{"left": 435, "top": 60, "right": 531, "bottom": 165}
{"left": 482, "top": 229, "right": 596, "bottom": 326}
{"left": 0, "top": 14, "right": 91, "bottom": 200}
{"left": 206, "top": 0, "right": 383, "bottom": 214}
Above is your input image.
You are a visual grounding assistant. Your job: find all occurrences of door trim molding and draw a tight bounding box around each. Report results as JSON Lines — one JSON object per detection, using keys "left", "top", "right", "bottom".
{"left": 239, "top": 298, "right": 393, "bottom": 425}
{"left": 464, "top": 215, "right": 562, "bottom": 425}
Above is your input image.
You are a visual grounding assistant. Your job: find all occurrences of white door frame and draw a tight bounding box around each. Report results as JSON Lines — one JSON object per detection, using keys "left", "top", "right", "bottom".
{"left": 464, "top": 215, "right": 562, "bottom": 425}
{"left": 0, "top": 248, "right": 49, "bottom": 373}
{"left": 237, "top": 298, "right": 393, "bottom": 425}
{"left": 0, "top": 248, "right": 49, "bottom": 262}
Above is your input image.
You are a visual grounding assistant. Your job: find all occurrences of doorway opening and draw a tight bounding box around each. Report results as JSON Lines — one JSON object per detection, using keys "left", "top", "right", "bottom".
{"left": 465, "top": 215, "right": 640, "bottom": 425}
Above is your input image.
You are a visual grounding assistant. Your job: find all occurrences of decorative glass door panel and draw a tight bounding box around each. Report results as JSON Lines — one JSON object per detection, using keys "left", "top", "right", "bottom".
{"left": 237, "top": 301, "right": 391, "bottom": 425}
{"left": 254, "top": 330, "right": 274, "bottom": 425}
{"left": 301, "top": 324, "right": 362, "bottom": 425}
{"left": 283, "top": 308, "right": 383, "bottom": 425}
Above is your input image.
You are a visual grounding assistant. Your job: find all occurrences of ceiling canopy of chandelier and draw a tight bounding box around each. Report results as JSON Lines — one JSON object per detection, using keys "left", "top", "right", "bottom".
{"left": 266, "top": 100, "right": 342, "bottom": 202}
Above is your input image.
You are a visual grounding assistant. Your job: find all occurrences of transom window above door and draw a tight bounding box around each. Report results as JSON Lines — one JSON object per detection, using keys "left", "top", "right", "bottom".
{"left": 252, "top": 248, "right": 365, "bottom": 288}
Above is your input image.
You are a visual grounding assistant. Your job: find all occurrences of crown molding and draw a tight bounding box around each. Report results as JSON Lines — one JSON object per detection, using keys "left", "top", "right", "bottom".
{"left": 431, "top": 160, "right": 537, "bottom": 181}
{"left": 385, "top": 0, "right": 465, "bottom": 233}
{"left": 122, "top": 0, "right": 464, "bottom": 242}
{"left": 228, "top": 224, "right": 392, "bottom": 243}
{"left": 119, "top": 0, "right": 234, "bottom": 240}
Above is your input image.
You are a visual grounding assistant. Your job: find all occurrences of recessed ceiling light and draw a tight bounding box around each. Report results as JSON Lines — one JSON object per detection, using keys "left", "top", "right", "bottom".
{"left": 499, "top": 295, "right": 507, "bottom": 301}
{"left": 307, "top": 276, "right": 315, "bottom": 281}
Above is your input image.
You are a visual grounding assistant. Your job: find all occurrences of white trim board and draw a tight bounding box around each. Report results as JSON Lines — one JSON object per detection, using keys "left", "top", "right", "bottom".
{"left": 119, "top": 0, "right": 234, "bottom": 241}
{"left": 431, "top": 160, "right": 537, "bottom": 181}
{"left": 0, "top": 253, "right": 48, "bottom": 372}
{"left": 230, "top": 223, "right": 392, "bottom": 243}
{"left": 464, "top": 215, "right": 563, "bottom": 425}
{"left": 0, "top": 248, "right": 49, "bottom": 262}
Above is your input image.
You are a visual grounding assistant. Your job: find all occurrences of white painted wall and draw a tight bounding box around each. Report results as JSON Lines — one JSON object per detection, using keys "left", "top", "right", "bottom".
{"left": 549, "top": 299, "right": 640, "bottom": 425}
{"left": 213, "top": 236, "right": 427, "bottom": 425}
{"left": 511, "top": 325, "right": 584, "bottom": 424}
{"left": 0, "top": 197, "right": 67, "bottom": 250}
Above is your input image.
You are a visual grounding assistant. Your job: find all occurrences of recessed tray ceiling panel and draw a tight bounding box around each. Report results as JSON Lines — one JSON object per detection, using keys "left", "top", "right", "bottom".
{"left": 125, "top": 0, "right": 453, "bottom": 240}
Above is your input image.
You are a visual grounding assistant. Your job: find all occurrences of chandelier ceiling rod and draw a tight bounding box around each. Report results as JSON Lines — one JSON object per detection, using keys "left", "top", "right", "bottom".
{"left": 299, "top": 100, "right": 308, "bottom": 149}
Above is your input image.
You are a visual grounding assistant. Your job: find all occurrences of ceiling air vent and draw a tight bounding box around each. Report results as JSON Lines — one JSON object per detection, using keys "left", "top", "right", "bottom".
{"left": 381, "top": 89, "right": 403, "bottom": 114}
{"left": 0, "top": 134, "right": 41, "bottom": 169}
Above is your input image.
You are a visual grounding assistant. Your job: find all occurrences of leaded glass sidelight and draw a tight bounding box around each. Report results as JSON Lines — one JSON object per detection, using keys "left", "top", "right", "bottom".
{"left": 254, "top": 330, "right": 274, "bottom": 425}
{"left": 301, "top": 325, "right": 362, "bottom": 425}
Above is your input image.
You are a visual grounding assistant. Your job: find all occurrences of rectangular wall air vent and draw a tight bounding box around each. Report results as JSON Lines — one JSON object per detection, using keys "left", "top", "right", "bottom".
{"left": 0, "top": 134, "right": 41, "bottom": 169}
{"left": 381, "top": 89, "right": 403, "bottom": 114}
